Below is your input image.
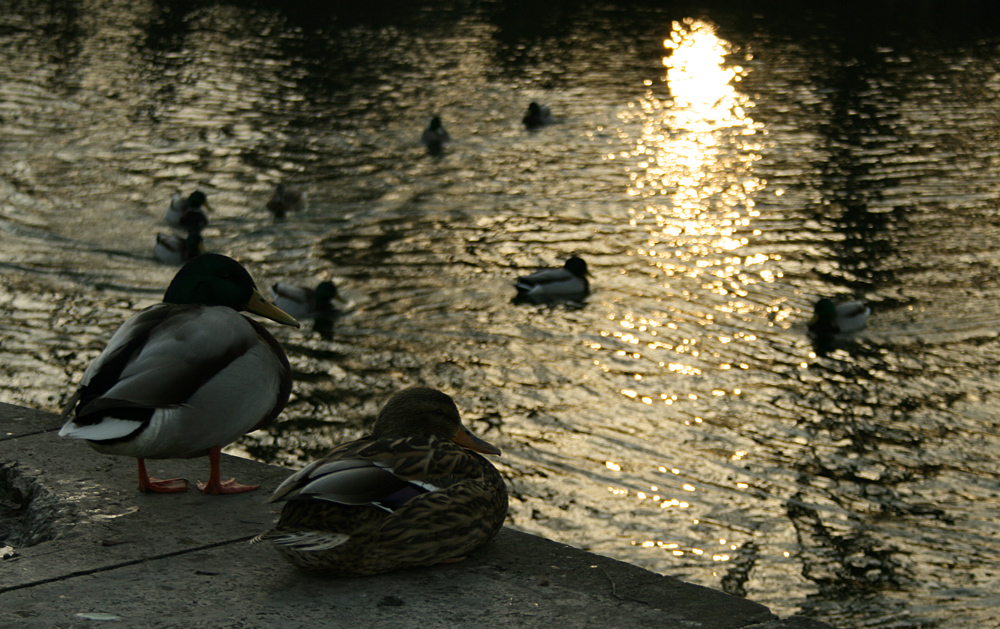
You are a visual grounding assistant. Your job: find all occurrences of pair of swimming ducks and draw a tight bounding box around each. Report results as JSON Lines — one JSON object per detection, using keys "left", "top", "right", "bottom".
{"left": 420, "top": 102, "right": 555, "bottom": 155}
{"left": 156, "top": 186, "right": 307, "bottom": 265}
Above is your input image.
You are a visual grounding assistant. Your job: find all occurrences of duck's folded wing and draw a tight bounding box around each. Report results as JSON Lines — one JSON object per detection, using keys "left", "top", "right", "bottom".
{"left": 155, "top": 234, "right": 178, "bottom": 249}
{"left": 837, "top": 302, "right": 870, "bottom": 319}
{"left": 69, "top": 304, "right": 257, "bottom": 419}
{"left": 515, "top": 268, "right": 570, "bottom": 288}
{"left": 269, "top": 456, "right": 430, "bottom": 512}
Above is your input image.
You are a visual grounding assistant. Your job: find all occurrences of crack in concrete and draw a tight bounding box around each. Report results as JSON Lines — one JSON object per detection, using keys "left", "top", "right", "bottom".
{"left": 0, "top": 534, "right": 257, "bottom": 594}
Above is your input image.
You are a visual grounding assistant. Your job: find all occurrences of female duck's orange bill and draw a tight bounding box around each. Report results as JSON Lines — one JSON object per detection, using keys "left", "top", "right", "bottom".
{"left": 452, "top": 427, "right": 501, "bottom": 456}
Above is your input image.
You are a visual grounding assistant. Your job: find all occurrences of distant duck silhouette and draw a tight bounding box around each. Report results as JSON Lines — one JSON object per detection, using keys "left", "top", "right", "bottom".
{"left": 808, "top": 298, "right": 870, "bottom": 335}
{"left": 266, "top": 183, "right": 305, "bottom": 219}
{"left": 154, "top": 229, "right": 203, "bottom": 265}
{"left": 421, "top": 116, "right": 450, "bottom": 156}
{"left": 165, "top": 191, "right": 211, "bottom": 230}
{"left": 522, "top": 102, "right": 554, "bottom": 129}
{"left": 270, "top": 281, "right": 342, "bottom": 319}
{"left": 514, "top": 256, "right": 589, "bottom": 304}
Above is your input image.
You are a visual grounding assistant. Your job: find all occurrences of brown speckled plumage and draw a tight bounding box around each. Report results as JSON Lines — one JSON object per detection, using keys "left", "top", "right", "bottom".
{"left": 254, "top": 387, "right": 508, "bottom": 575}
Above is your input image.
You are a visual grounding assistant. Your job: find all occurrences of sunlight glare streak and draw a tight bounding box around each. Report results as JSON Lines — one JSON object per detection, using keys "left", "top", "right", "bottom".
{"left": 603, "top": 17, "right": 777, "bottom": 411}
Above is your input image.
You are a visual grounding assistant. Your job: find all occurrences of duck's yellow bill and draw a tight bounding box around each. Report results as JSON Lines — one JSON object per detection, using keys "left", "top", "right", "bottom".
{"left": 247, "top": 289, "right": 300, "bottom": 327}
{"left": 453, "top": 426, "right": 502, "bottom": 456}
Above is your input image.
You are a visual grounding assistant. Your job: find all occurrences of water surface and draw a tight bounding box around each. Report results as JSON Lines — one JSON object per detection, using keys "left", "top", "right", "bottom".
{"left": 3, "top": 2, "right": 1000, "bottom": 627}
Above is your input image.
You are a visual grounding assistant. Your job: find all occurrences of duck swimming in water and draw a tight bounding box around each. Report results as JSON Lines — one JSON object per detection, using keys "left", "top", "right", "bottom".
{"left": 522, "top": 102, "right": 554, "bottom": 129}
{"left": 266, "top": 183, "right": 305, "bottom": 219}
{"left": 513, "top": 256, "right": 589, "bottom": 305}
{"left": 421, "top": 116, "right": 450, "bottom": 156}
{"left": 153, "top": 228, "right": 203, "bottom": 265}
{"left": 165, "top": 190, "right": 212, "bottom": 230}
{"left": 808, "top": 298, "right": 870, "bottom": 336}
{"left": 270, "top": 280, "right": 342, "bottom": 319}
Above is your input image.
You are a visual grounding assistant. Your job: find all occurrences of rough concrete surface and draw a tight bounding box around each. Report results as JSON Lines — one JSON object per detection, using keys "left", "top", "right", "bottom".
{"left": 0, "top": 403, "right": 833, "bottom": 628}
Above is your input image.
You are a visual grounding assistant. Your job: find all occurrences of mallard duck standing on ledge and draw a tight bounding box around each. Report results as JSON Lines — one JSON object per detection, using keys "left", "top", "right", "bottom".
{"left": 254, "top": 387, "right": 508, "bottom": 575}
{"left": 59, "top": 254, "right": 299, "bottom": 494}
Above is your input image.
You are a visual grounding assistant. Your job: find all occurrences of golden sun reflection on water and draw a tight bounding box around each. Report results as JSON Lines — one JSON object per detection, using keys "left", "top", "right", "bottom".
{"left": 600, "top": 18, "right": 778, "bottom": 407}
{"left": 595, "top": 18, "right": 783, "bottom": 560}
{"left": 626, "top": 18, "right": 763, "bottom": 273}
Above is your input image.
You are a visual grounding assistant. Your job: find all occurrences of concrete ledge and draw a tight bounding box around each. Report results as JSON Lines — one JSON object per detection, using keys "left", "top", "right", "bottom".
{"left": 0, "top": 403, "right": 833, "bottom": 628}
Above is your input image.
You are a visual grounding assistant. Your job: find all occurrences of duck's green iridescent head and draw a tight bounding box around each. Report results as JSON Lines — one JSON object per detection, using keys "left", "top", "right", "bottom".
{"left": 187, "top": 190, "right": 209, "bottom": 209}
{"left": 814, "top": 298, "right": 837, "bottom": 321}
{"left": 314, "top": 281, "right": 339, "bottom": 303}
{"left": 164, "top": 253, "right": 299, "bottom": 327}
{"left": 565, "top": 256, "right": 589, "bottom": 277}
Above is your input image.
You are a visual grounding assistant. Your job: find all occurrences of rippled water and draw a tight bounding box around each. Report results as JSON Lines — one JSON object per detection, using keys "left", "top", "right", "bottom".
{"left": 4, "top": 2, "right": 1000, "bottom": 627}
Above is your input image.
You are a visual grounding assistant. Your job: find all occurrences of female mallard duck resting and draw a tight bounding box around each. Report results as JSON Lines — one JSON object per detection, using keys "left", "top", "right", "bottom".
{"left": 513, "top": 256, "right": 590, "bottom": 304}
{"left": 254, "top": 387, "right": 508, "bottom": 575}
{"left": 270, "top": 280, "right": 341, "bottom": 319}
{"left": 166, "top": 190, "right": 212, "bottom": 230}
{"left": 59, "top": 254, "right": 299, "bottom": 494}
{"left": 809, "top": 298, "right": 870, "bottom": 335}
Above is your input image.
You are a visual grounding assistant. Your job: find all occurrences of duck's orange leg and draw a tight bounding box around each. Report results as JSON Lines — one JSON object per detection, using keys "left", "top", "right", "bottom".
{"left": 137, "top": 459, "right": 188, "bottom": 493}
{"left": 196, "top": 446, "right": 260, "bottom": 495}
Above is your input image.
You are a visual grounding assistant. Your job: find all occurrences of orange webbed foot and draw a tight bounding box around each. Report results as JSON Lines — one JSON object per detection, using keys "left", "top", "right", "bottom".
{"left": 140, "top": 477, "right": 189, "bottom": 493}
{"left": 197, "top": 446, "right": 260, "bottom": 494}
{"left": 197, "top": 478, "right": 260, "bottom": 495}
{"left": 137, "top": 459, "right": 188, "bottom": 493}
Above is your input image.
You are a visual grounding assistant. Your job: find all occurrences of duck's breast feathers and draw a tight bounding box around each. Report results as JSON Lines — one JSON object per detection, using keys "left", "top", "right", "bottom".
{"left": 62, "top": 304, "right": 290, "bottom": 440}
